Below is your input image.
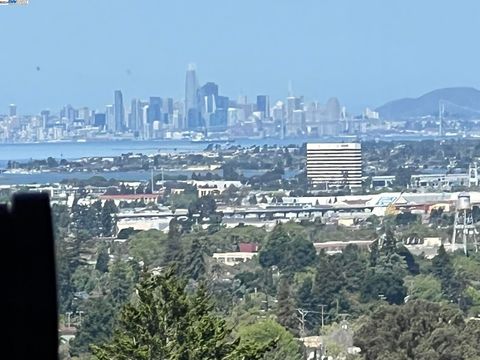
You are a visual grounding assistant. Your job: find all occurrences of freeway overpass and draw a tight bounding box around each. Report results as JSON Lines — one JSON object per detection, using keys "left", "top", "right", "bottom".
{"left": 218, "top": 204, "right": 375, "bottom": 219}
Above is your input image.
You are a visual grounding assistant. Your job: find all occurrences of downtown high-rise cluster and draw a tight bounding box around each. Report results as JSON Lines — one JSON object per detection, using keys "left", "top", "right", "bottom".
{"left": 0, "top": 64, "right": 377, "bottom": 143}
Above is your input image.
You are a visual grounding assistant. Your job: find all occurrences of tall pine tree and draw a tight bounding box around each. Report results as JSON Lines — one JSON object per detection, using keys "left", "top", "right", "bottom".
{"left": 101, "top": 200, "right": 118, "bottom": 237}
{"left": 276, "top": 276, "right": 298, "bottom": 335}
{"left": 432, "top": 245, "right": 463, "bottom": 302}
{"left": 163, "top": 218, "right": 183, "bottom": 267}
{"left": 92, "top": 269, "right": 274, "bottom": 360}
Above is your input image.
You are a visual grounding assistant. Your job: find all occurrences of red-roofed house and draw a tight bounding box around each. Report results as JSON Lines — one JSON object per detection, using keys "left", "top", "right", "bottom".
{"left": 238, "top": 243, "right": 258, "bottom": 253}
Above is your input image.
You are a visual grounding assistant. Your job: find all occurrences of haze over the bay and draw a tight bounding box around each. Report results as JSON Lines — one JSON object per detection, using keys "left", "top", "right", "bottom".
{"left": 1, "top": 0, "right": 480, "bottom": 113}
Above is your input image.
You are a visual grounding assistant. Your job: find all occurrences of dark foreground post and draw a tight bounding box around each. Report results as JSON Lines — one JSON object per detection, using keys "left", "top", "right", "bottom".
{"left": 0, "top": 193, "right": 58, "bottom": 360}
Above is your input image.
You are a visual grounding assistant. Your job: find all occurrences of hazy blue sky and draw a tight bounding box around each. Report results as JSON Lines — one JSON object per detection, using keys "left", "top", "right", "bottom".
{"left": 1, "top": 0, "right": 479, "bottom": 113}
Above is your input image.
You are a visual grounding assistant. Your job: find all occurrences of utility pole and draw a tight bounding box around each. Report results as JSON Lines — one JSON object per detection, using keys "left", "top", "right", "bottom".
{"left": 261, "top": 293, "right": 269, "bottom": 312}
{"left": 77, "top": 310, "right": 84, "bottom": 325}
{"left": 296, "top": 308, "right": 308, "bottom": 338}
{"left": 318, "top": 304, "right": 326, "bottom": 329}
{"left": 296, "top": 308, "right": 321, "bottom": 337}
{"left": 66, "top": 311, "right": 72, "bottom": 328}
{"left": 151, "top": 168, "right": 154, "bottom": 193}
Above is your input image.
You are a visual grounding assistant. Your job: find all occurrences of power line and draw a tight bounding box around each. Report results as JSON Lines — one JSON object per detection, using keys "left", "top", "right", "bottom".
{"left": 296, "top": 308, "right": 322, "bottom": 337}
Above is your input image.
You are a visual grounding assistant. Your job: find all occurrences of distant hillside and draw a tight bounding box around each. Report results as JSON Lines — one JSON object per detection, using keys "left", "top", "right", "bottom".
{"left": 376, "top": 87, "right": 480, "bottom": 119}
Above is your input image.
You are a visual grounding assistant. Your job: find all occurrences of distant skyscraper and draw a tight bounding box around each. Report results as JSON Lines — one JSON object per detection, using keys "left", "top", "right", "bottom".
{"left": 237, "top": 95, "right": 247, "bottom": 105}
{"left": 106, "top": 105, "right": 115, "bottom": 132}
{"left": 147, "top": 97, "right": 163, "bottom": 125}
{"left": 200, "top": 82, "right": 218, "bottom": 113}
{"left": 77, "top": 107, "right": 90, "bottom": 123}
{"left": 256, "top": 95, "right": 270, "bottom": 118}
{"left": 212, "top": 95, "right": 229, "bottom": 129}
{"left": 162, "top": 97, "right": 174, "bottom": 126}
{"left": 272, "top": 101, "right": 285, "bottom": 139}
{"left": 285, "top": 96, "right": 303, "bottom": 137}
{"left": 40, "top": 110, "right": 50, "bottom": 129}
{"left": 172, "top": 109, "right": 181, "bottom": 129}
{"left": 199, "top": 82, "right": 218, "bottom": 129}
{"left": 185, "top": 63, "right": 200, "bottom": 129}
{"left": 9, "top": 104, "right": 16, "bottom": 117}
{"left": 323, "top": 97, "right": 341, "bottom": 136}
{"left": 114, "top": 90, "right": 125, "bottom": 132}
{"left": 227, "top": 108, "right": 239, "bottom": 128}
{"left": 129, "top": 99, "right": 139, "bottom": 131}
{"left": 163, "top": 97, "right": 174, "bottom": 115}
{"left": 197, "top": 81, "right": 230, "bottom": 131}
{"left": 173, "top": 100, "right": 185, "bottom": 129}
{"left": 142, "top": 104, "right": 150, "bottom": 139}
{"left": 94, "top": 113, "right": 106, "bottom": 129}
{"left": 325, "top": 97, "right": 341, "bottom": 121}
{"left": 61, "top": 104, "right": 76, "bottom": 125}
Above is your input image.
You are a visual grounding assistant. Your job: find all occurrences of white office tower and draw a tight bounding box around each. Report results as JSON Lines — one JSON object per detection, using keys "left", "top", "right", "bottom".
{"left": 142, "top": 104, "right": 150, "bottom": 139}
{"left": 105, "top": 105, "right": 115, "bottom": 132}
{"left": 451, "top": 193, "right": 478, "bottom": 254}
{"left": 306, "top": 143, "right": 362, "bottom": 189}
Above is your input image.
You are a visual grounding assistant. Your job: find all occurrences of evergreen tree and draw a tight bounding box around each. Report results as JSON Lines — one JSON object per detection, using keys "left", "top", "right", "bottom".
{"left": 57, "top": 237, "right": 83, "bottom": 313}
{"left": 71, "top": 204, "right": 94, "bottom": 237}
{"left": 360, "top": 269, "right": 406, "bottom": 305}
{"left": 101, "top": 200, "right": 118, "bottom": 237}
{"left": 395, "top": 245, "right": 419, "bottom": 275}
{"left": 92, "top": 269, "right": 274, "bottom": 360}
{"left": 338, "top": 244, "right": 369, "bottom": 292}
{"left": 90, "top": 200, "right": 104, "bottom": 236}
{"left": 311, "top": 252, "right": 345, "bottom": 319}
{"left": 369, "top": 241, "right": 380, "bottom": 267}
{"left": 285, "top": 236, "right": 316, "bottom": 273}
{"left": 163, "top": 218, "right": 183, "bottom": 267}
{"left": 276, "top": 276, "right": 298, "bottom": 335}
{"left": 182, "top": 237, "right": 207, "bottom": 281}
{"left": 432, "top": 245, "right": 463, "bottom": 302}
{"left": 381, "top": 229, "right": 397, "bottom": 256}
{"left": 355, "top": 300, "right": 480, "bottom": 360}
{"left": 70, "top": 297, "right": 115, "bottom": 355}
{"left": 108, "top": 259, "right": 136, "bottom": 307}
{"left": 258, "top": 224, "right": 291, "bottom": 269}
{"left": 95, "top": 246, "right": 110, "bottom": 273}
{"left": 296, "top": 277, "right": 314, "bottom": 312}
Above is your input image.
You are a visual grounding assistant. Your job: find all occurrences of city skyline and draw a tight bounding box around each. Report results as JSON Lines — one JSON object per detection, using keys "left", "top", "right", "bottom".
{"left": 4, "top": 62, "right": 480, "bottom": 144}
{"left": 0, "top": 64, "right": 358, "bottom": 143}
{"left": 2, "top": 1, "right": 480, "bottom": 112}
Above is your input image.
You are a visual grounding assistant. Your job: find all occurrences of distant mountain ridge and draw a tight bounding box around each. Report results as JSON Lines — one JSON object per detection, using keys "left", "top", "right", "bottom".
{"left": 376, "top": 87, "right": 480, "bottom": 119}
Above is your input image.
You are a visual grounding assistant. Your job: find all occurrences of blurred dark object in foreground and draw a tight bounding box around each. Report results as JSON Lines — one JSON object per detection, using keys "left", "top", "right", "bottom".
{"left": 0, "top": 193, "right": 58, "bottom": 359}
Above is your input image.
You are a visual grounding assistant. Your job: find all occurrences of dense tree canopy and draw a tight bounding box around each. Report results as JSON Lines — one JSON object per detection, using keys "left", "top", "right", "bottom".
{"left": 92, "top": 269, "right": 275, "bottom": 360}
{"left": 355, "top": 300, "right": 480, "bottom": 360}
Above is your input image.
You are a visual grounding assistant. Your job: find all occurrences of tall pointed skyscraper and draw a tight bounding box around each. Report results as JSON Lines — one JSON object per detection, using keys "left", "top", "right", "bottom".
{"left": 114, "top": 90, "right": 125, "bottom": 132}
{"left": 185, "top": 63, "right": 199, "bottom": 130}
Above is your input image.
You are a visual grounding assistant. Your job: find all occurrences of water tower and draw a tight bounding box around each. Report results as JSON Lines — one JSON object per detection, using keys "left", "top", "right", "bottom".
{"left": 469, "top": 163, "right": 479, "bottom": 187}
{"left": 451, "top": 192, "right": 478, "bottom": 254}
